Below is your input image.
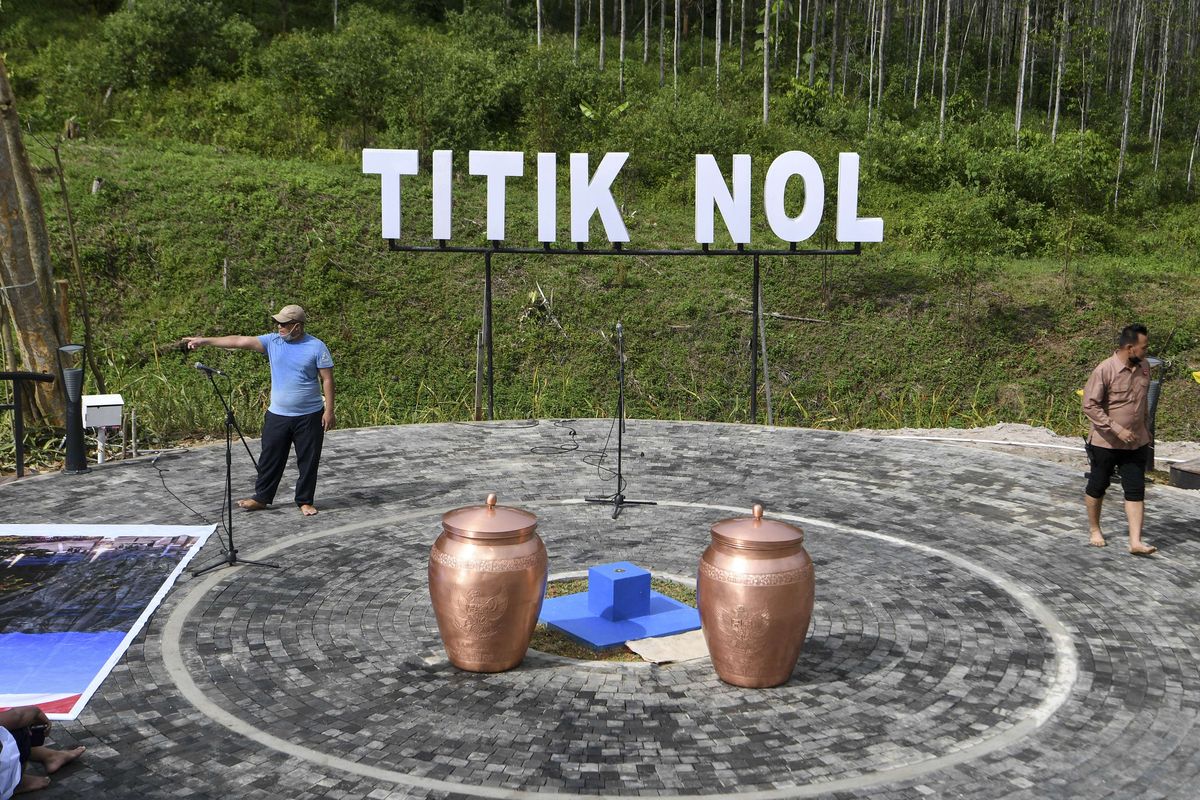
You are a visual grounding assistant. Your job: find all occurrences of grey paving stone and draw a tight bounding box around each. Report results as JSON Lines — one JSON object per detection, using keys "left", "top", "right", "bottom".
{"left": 1, "top": 421, "right": 1197, "bottom": 799}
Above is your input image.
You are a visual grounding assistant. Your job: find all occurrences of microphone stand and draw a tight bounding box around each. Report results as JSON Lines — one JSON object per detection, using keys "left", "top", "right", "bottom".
{"left": 586, "top": 322, "right": 656, "bottom": 519}
{"left": 192, "top": 369, "right": 278, "bottom": 576}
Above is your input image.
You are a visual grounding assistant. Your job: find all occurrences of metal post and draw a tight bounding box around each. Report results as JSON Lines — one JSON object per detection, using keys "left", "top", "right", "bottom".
{"left": 1146, "top": 357, "right": 1164, "bottom": 472}
{"left": 59, "top": 344, "right": 89, "bottom": 474}
{"left": 749, "top": 254, "right": 760, "bottom": 423}
{"left": 11, "top": 380, "right": 24, "bottom": 479}
{"left": 484, "top": 251, "right": 494, "bottom": 421}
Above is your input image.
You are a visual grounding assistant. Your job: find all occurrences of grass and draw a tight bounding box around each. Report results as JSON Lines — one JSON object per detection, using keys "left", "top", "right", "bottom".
{"left": 528, "top": 576, "right": 698, "bottom": 662}
{"left": 3, "top": 133, "right": 1199, "bottom": 476}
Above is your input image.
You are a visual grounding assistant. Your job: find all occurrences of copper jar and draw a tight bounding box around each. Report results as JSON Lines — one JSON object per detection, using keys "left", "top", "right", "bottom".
{"left": 698, "top": 504, "right": 814, "bottom": 688}
{"left": 429, "top": 494, "right": 547, "bottom": 672}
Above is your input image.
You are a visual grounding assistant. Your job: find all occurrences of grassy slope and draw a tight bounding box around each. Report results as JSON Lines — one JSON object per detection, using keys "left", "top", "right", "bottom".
{"left": 31, "top": 136, "right": 1200, "bottom": 444}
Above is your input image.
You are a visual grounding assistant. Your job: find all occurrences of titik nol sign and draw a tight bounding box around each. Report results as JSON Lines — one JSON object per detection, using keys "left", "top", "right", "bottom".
{"left": 363, "top": 150, "right": 884, "bottom": 245}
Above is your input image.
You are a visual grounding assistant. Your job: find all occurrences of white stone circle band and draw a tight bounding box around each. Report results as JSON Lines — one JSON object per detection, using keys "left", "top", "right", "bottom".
{"left": 160, "top": 501, "right": 1079, "bottom": 799}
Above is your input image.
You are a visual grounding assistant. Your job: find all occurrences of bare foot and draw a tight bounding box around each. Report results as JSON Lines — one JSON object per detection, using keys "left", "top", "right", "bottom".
{"left": 237, "top": 498, "right": 268, "bottom": 511}
{"left": 38, "top": 746, "right": 86, "bottom": 774}
{"left": 1129, "top": 543, "right": 1158, "bottom": 556}
{"left": 1088, "top": 531, "right": 1107, "bottom": 547}
{"left": 299, "top": 504, "right": 318, "bottom": 516}
{"left": 15, "top": 774, "right": 50, "bottom": 794}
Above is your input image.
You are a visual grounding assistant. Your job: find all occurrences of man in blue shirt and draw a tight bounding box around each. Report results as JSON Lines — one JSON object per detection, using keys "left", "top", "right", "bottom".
{"left": 184, "top": 304, "right": 335, "bottom": 516}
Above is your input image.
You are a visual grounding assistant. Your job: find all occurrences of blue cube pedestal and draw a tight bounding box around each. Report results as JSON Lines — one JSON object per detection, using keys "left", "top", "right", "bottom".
{"left": 539, "top": 562, "right": 700, "bottom": 649}
{"left": 587, "top": 562, "right": 650, "bottom": 620}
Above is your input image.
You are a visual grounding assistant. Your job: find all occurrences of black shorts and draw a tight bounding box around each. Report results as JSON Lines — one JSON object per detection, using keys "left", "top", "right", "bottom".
{"left": 1086, "top": 444, "right": 1149, "bottom": 502}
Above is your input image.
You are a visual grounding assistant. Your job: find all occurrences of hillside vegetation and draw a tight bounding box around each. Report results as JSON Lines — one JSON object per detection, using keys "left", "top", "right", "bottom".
{"left": 2, "top": 0, "right": 1199, "bottom": 460}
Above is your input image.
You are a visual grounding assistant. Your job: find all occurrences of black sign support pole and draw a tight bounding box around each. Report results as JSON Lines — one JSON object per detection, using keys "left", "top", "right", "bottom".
{"left": 389, "top": 239, "right": 862, "bottom": 426}
{"left": 750, "top": 254, "right": 760, "bottom": 424}
{"left": 484, "top": 250, "right": 494, "bottom": 421}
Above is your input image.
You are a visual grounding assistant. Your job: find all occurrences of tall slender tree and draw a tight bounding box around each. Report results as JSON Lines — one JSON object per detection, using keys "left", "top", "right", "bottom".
{"left": 938, "top": 0, "right": 951, "bottom": 140}
{"left": 763, "top": 0, "right": 771, "bottom": 123}
{"left": 1015, "top": 0, "right": 1032, "bottom": 145}
{"left": 1115, "top": 0, "right": 1145, "bottom": 208}
{"left": 0, "top": 59, "right": 67, "bottom": 425}
{"left": 717, "top": 0, "right": 725, "bottom": 87}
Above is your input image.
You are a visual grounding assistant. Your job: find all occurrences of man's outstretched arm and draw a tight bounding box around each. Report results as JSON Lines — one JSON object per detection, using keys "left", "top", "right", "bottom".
{"left": 183, "top": 335, "right": 265, "bottom": 353}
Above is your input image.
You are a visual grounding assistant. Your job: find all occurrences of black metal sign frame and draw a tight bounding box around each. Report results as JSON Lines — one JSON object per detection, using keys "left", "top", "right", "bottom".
{"left": 388, "top": 240, "right": 862, "bottom": 421}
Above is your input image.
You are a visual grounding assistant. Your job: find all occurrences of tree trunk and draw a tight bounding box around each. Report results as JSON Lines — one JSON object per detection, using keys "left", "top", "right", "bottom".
{"left": 0, "top": 58, "right": 67, "bottom": 425}
{"left": 794, "top": 0, "right": 803, "bottom": 80}
{"left": 601, "top": 0, "right": 607, "bottom": 69}
{"left": 878, "top": 0, "right": 888, "bottom": 109}
{"left": 1051, "top": 0, "right": 1068, "bottom": 141}
{"left": 1187, "top": 115, "right": 1200, "bottom": 192}
{"left": 620, "top": 0, "right": 627, "bottom": 92}
{"left": 867, "top": 0, "right": 877, "bottom": 129}
{"left": 984, "top": 0, "right": 994, "bottom": 107}
{"left": 718, "top": 0, "right": 725, "bottom": 87}
{"left": 938, "top": 0, "right": 951, "bottom": 140}
{"left": 829, "top": 0, "right": 840, "bottom": 94}
{"left": 575, "top": 0, "right": 581, "bottom": 63}
{"left": 660, "top": 0, "right": 666, "bottom": 85}
{"left": 914, "top": 0, "right": 927, "bottom": 107}
{"left": 1115, "top": 0, "right": 1144, "bottom": 209}
{"left": 740, "top": 0, "right": 747, "bottom": 69}
{"left": 1015, "top": 0, "right": 1031, "bottom": 146}
{"left": 1151, "top": 0, "right": 1172, "bottom": 172}
{"left": 645, "top": 0, "right": 651, "bottom": 62}
{"left": 675, "top": 0, "right": 681, "bottom": 98}
{"left": 763, "top": 0, "right": 771, "bottom": 123}
{"left": 809, "top": 0, "right": 822, "bottom": 84}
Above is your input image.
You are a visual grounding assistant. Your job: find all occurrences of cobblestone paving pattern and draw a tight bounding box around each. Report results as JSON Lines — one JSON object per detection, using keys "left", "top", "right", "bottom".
{"left": 1, "top": 420, "right": 1197, "bottom": 799}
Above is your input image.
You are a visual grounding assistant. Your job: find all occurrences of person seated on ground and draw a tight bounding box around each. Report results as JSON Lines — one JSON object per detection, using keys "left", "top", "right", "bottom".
{"left": 0, "top": 706, "right": 85, "bottom": 798}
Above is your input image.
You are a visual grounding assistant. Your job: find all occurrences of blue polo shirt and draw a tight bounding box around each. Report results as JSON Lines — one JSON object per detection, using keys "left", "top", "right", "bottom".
{"left": 257, "top": 333, "right": 334, "bottom": 416}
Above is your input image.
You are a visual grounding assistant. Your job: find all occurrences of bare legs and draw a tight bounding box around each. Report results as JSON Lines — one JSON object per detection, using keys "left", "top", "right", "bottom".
{"left": 1086, "top": 495, "right": 1106, "bottom": 547}
{"left": 13, "top": 745, "right": 86, "bottom": 793}
{"left": 1086, "top": 494, "right": 1156, "bottom": 554}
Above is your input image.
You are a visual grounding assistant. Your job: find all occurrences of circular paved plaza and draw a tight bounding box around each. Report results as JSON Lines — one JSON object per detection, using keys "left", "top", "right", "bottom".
{"left": 4, "top": 420, "right": 1199, "bottom": 799}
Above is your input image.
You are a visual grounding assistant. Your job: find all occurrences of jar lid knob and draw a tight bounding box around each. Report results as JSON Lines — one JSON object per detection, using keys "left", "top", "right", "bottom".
{"left": 486, "top": 493, "right": 498, "bottom": 508}
{"left": 752, "top": 503, "right": 764, "bottom": 521}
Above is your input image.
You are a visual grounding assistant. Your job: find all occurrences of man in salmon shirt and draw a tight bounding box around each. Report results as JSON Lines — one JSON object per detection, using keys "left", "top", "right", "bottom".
{"left": 184, "top": 304, "right": 335, "bottom": 516}
{"left": 1082, "top": 323, "right": 1156, "bottom": 555}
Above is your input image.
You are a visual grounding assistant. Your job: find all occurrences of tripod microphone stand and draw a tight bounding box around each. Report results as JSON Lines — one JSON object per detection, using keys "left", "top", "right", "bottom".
{"left": 192, "top": 369, "right": 279, "bottom": 576}
{"left": 586, "top": 322, "right": 656, "bottom": 520}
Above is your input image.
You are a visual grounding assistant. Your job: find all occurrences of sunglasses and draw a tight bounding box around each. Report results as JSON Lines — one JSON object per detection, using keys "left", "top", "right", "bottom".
{"left": 274, "top": 319, "right": 298, "bottom": 328}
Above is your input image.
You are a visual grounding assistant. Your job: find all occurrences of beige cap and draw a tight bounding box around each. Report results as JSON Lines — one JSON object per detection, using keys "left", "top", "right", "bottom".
{"left": 271, "top": 304, "right": 307, "bottom": 324}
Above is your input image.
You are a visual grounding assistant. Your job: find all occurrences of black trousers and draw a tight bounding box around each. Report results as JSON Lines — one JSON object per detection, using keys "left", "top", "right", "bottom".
{"left": 253, "top": 410, "right": 325, "bottom": 506}
{"left": 12, "top": 725, "right": 45, "bottom": 767}
{"left": 1086, "top": 443, "right": 1149, "bottom": 502}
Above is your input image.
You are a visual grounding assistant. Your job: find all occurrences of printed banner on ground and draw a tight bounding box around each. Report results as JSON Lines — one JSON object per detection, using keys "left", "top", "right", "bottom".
{"left": 0, "top": 524, "right": 214, "bottom": 719}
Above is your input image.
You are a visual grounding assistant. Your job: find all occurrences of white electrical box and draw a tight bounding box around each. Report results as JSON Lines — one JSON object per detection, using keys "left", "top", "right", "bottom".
{"left": 82, "top": 394, "right": 125, "bottom": 428}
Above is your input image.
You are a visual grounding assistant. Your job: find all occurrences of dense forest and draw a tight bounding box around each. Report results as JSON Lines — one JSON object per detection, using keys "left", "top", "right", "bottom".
{"left": 1, "top": 0, "right": 1199, "bottom": 466}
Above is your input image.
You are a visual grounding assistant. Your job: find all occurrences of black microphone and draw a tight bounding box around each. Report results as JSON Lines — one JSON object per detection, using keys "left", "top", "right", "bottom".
{"left": 193, "top": 362, "right": 225, "bottom": 376}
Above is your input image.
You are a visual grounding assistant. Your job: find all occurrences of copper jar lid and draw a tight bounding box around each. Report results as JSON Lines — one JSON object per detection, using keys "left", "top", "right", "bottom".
{"left": 442, "top": 493, "right": 538, "bottom": 539}
{"left": 710, "top": 504, "right": 804, "bottom": 550}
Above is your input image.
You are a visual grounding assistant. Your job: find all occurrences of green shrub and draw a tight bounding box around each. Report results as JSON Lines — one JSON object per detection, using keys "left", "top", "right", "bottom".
{"left": 100, "top": 0, "right": 256, "bottom": 89}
